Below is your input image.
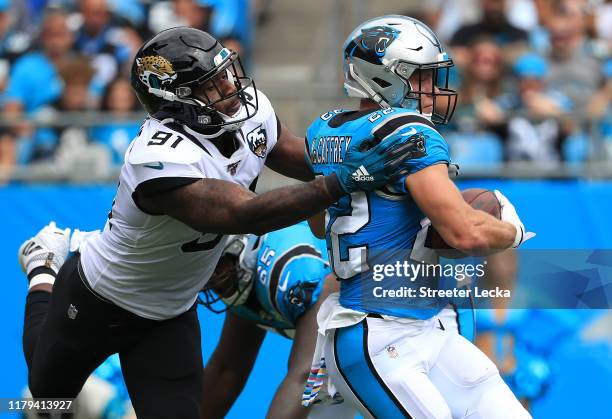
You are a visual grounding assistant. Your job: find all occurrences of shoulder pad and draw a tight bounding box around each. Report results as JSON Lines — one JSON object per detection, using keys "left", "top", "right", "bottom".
{"left": 371, "top": 109, "right": 438, "bottom": 140}
{"left": 319, "top": 109, "right": 347, "bottom": 121}
{"left": 127, "top": 119, "right": 205, "bottom": 166}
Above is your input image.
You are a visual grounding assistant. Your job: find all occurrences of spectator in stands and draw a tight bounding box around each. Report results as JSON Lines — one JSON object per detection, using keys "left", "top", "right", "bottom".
{"left": 502, "top": 53, "right": 573, "bottom": 163}
{"left": 450, "top": 0, "right": 529, "bottom": 67}
{"left": 2, "top": 8, "right": 74, "bottom": 168}
{"left": 148, "top": 0, "right": 212, "bottom": 34}
{"left": 206, "top": 0, "right": 252, "bottom": 63}
{"left": 0, "top": 0, "right": 32, "bottom": 175}
{"left": 0, "top": 0, "right": 32, "bottom": 67}
{"left": 3, "top": 8, "right": 72, "bottom": 116}
{"left": 444, "top": 37, "right": 507, "bottom": 168}
{"left": 17, "top": 57, "right": 95, "bottom": 165}
{"left": 526, "top": 0, "right": 556, "bottom": 55}
{"left": 73, "top": 0, "right": 140, "bottom": 105}
{"left": 9, "top": 0, "right": 63, "bottom": 37}
{"left": 454, "top": 38, "right": 508, "bottom": 128}
{"left": 545, "top": 0, "right": 604, "bottom": 128}
{"left": 90, "top": 76, "right": 141, "bottom": 165}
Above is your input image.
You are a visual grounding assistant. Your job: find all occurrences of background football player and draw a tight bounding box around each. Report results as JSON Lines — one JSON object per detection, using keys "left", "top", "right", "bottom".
{"left": 303, "top": 15, "right": 533, "bottom": 418}
{"left": 19, "top": 26, "right": 422, "bottom": 418}
{"left": 200, "top": 223, "right": 356, "bottom": 419}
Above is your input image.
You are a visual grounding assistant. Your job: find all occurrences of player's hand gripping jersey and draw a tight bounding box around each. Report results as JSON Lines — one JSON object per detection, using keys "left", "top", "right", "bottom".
{"left": 228, "top": 222, "right": 331, "bottom": 338}
{"left": 81, "top": 88, "right": 279, "bottom": 320}
{"left": 306, "top": 108, "right": 451, "bottom": 319}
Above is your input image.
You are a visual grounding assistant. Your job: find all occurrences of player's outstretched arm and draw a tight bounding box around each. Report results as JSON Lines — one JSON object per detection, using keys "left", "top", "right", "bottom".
{"left": 406, "top": 164, "right": 518, "bottom": 253}
{"left": 139, "top": 135, "right": 417, "bottom": 235}
{"left": 266, "top": 274, "right": 339, "bottom": 419}
{"left": 201, "top": 311, "right": 266, "bottom": 419}
{"left": 140, "top": 176, "right": 344, "bottom": 235}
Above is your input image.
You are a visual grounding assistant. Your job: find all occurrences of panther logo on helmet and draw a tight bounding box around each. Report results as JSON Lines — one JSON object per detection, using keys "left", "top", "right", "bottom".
{"left": 346, "top": 26, "right": 400, "bottom": 64}
{"left": 136, "top": 56, "right": 177, "bottom": 89}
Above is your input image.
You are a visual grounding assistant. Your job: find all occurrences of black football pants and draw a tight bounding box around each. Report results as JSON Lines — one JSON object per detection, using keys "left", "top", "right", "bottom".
{"left": 23, "top": 253, "right": 203, "bottom": 419}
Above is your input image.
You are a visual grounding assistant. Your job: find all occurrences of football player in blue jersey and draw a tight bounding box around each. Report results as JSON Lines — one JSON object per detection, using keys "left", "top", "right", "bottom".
{"left": 200, "top": 222, "right": 356, "bottom": 419}
{"left": 303, "top": 15, "right": 534, "bottom": 419}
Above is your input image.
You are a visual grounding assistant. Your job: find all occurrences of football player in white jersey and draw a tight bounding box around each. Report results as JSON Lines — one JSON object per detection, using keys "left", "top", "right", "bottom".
{"left": 19, "top": 27, "right": 420, "bottom": 419}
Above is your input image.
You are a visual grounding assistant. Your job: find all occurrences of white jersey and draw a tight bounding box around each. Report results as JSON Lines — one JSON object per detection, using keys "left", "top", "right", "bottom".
{"left": 80, "top": 88, "right": 279, "bottom": 320}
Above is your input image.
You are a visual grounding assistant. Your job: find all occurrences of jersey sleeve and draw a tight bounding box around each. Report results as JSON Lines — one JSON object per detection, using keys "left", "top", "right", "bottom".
{"left": 304, "top": 109, "right": 348, "bottom": 176}
{"left": 367, "top": 112, "right": 450, "bottom": 193}
{"left": 391, "top": 125, "right": 450, "bottom": 192}
{"left": 125, "top": 120, "right": 209, "bottom": 197}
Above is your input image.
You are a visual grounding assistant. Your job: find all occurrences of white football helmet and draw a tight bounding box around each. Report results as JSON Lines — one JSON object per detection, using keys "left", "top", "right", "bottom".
{"left": 343, "top": 15, "right": 457, "bottom": 124}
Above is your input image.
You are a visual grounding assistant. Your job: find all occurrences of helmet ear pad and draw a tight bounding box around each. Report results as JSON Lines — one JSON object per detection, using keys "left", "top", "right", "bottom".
{"left": 346, "top": 56, "right": 411, "bottom": 107}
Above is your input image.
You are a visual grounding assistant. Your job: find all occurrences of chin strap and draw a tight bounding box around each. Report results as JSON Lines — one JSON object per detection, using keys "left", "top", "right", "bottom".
{"left": 148, "top": 87, "right": 177, "bottom": 101}
{"left": 149, "top": 86, "right": 249, "bottom": 131}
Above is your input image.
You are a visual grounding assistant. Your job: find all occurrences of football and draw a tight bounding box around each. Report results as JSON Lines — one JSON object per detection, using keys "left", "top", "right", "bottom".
{"left": 425, "top": 188, "right": 501, "bottom": 258}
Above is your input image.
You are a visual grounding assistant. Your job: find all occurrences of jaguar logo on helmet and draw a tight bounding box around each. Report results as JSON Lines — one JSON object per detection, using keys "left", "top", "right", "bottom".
{"left": 346, "top": 26, "right": 400, "bottom": 64}
{"left": 136, "top": 56, "right": 177, "bottom": 89}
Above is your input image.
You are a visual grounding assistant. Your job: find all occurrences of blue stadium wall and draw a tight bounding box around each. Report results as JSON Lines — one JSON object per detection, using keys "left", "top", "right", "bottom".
{"left": 1, "top": 180, "right": 611, "bottom": 418}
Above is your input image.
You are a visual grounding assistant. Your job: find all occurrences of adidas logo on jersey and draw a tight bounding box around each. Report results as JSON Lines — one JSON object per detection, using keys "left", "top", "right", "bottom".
{"left": 352, "top": 165, "right": 374, "bottom": 182}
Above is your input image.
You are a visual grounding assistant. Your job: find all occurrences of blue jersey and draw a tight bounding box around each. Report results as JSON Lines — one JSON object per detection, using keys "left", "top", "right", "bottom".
{"left": 230, "top": 222, "right": 330, "bottom": 338}
{"left": 306, "top": 108, "right": 451, "bottom": 319}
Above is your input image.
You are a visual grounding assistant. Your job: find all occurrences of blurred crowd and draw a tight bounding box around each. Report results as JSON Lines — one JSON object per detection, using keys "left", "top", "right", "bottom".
{"left": 420, "top": 0, "right": 611, "bottom": 168}
{"left": 0, "top": 0, "right": 610, "bottom": 177}
{"left": 0, "top": 0, "right": 253, "bottom": 177}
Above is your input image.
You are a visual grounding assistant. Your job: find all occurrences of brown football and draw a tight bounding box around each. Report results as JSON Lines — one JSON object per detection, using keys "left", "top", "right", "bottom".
{"left": 425, "top": 188, "right": 501, "bottom": 258}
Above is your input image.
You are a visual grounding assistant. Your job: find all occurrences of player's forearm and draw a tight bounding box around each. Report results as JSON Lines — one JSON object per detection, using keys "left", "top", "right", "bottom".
{"left": 265, "top": 156, "right": 314, "bottom": 182}
{"left": 267, "top": 375, "right": 310, "bottom": 419}
{"left": 456, "top": 210, "right": 516, "bottom": 254}
{"left": 201, "top": 361, "right": 250, "bottom": 419}
{"left": 232, "top": 175, "right": 343, "bottom": 235}
{"left": 154, "top": 176, "right": 344, "bottom": 235}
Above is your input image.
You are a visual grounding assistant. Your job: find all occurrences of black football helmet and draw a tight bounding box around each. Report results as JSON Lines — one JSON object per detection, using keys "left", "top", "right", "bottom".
{"left": 130, "top": 27, "right": 258, "bottom": 131}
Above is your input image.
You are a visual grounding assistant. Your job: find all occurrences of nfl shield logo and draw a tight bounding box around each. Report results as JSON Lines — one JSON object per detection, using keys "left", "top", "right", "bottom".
{"left": 226, "top": 161, "right": 240, "bottom": 176}
{"left": 246, "top": 125, "right": 268, "bottom": 158}
{"left": 387, "top": 346, "right": 399, "bottom": 358}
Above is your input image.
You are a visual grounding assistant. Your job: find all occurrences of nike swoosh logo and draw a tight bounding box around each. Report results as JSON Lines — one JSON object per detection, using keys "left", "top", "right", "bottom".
{"left": 144, "top": 162, "right": 164, "bottom": 170}
{"left": 400, "top": 127, "right": 417, "bottom": 137}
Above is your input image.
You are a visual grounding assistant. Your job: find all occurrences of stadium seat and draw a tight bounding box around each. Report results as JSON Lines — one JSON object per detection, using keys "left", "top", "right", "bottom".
{"left": 446, "top": 132, "right": 503, "bottom": 169}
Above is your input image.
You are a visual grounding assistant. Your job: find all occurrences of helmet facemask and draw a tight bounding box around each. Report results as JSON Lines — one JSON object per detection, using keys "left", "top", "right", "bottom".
{"left": 395, "top": 61, "right": 457, "bottom": 125}
{"left": 179, "top": 49, "right": 258, "bottom": 131}
{"left": 199, "top": 235, "right": 255, "bottom": 313}
{"left": 142, "top": 48, "right": 258, "bottom": 132}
